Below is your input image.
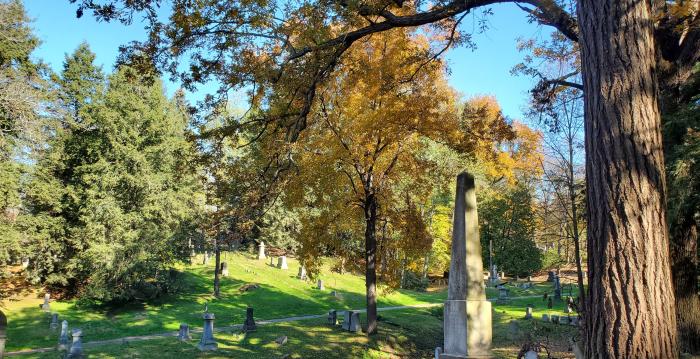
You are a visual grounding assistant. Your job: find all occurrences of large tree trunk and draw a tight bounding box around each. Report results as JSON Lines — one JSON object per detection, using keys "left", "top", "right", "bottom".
{"left": 670, "top": 218, "right": 699, "bottom": 354}
{"left": 577, "top": 0, "right": 678, "bottom": 357}
{"left": 364, "top": 192, "right": 378, "bottom": 335}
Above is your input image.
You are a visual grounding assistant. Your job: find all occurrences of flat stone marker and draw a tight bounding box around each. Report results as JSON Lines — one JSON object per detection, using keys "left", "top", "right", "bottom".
{"left": 297, "top": 266, "right": 307, "bottom": 280}
{"left": 542, "top": 314, "right": 550, "bottom": 322}
{"left": 0, "top": 308, "right": 7, "bottom": 358}
{"left": 243, "top": 307, "right": 257, "bottom": 332}
{"left": 220, "top": 262, "right": 229, "bottom": 277}
{"left": 178, "top": 323, "right": 191, "bottom": 341}
{"left": 50, "top": 312, "right": 58, "bottom": 330}
{"left": 328, "top": 310, "right": 337, "bottom": 325}
{"left": 68, "top": 328, "right": 83, "bottom": 358}
{"left": 440, "top": 172, "right": 492, "bottom": 359}
{"left": 198, "top": 312, "right": 217, "bottom": 351}
{"left": 258, "top": 241, "right": 266, "bottom": 260}
{"left": 525, "top": 306, "right": 533, "bottom": 320}
{"left": 58, "top": 320, "right": 69, "bottom": 350}
{"left": 317, "top": 279, "right": 324, "bottom": 290}
{"left": 41, "top": 293, "right": 50, "bottom": 312}
{"left": 277, "top": 256, "right": 288, "bottom": 270}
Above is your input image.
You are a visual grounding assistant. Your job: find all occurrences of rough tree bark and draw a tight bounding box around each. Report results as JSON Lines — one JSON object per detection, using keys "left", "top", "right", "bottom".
{"left": 364, "top": 191, "right": 379, "bottom": 335}
{"left": 670, "top": 218, "right": 699, "bottom": 354}
{"left": 577, "top": 0, "right": 678, "bottom": 357}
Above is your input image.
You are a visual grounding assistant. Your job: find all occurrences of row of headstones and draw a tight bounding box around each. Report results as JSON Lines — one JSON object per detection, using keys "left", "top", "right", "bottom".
{"left": 522, "top": 305, "right": 580, "bottom": 326}
{"left": 178, "top": 307, "right": 258, "bottom": 351}
{"left": 39, "top": 312, "right": 84, "bottom": 358}
{"left": 326, "top": 310, "right": 360, "bottom": 333}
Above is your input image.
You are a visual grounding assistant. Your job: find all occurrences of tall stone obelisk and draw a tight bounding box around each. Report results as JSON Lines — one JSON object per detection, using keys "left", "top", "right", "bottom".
{"left": 441, "top": 172, "right": 492, "bottom": 359}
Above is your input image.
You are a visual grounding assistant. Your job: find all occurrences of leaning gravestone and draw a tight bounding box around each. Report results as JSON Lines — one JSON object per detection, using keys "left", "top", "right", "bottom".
{"left": 439, "top": 172, "right": 492, "bottom": 359}
{"left": 50, "top": 313, "right": 58, "bottom": 330}
{"left": 41, "top": 293, "right": 50, "bottom": 312}
{"left": 0, "top": 309, "right": 6, "bottom": 358}
{"left": 243, "top": 307, "right": 257, "bottom": 332}
{"left": 220, "top": 262, "right": 229, "bottom": 277}
{"left": 67, "top": 329, "right": 83, "bottom": 358}
{"left": 297, "top": 266, "right": 307, "bottom": 280}
{"left": 317, "top": 280, "right": 324, "bottom": 290}
{"left": 178, "top": 323, "right": 191, "bottom": 341}
{"left": 277, "top": 256, "right": 288, "bottom": 270}
{"left": 258, "top": 241, "right": 266, "bottom": 260}
{"left": 198, "top": 312, "right": 217, "bottom": 351}
{"left": 58, "top": 320, "right": 69, "bottom": 350}
{"left": 327, "top": 310, "right": 337, "bottom": 325}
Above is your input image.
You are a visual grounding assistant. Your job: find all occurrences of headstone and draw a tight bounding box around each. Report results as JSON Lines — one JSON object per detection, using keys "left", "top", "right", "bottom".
{"left": 327, "top": 310, "right": 337, "bottom": 325}
{"left": 277, "top": 256, "right": 288, "bottom": 270}
{"left": 498, "top": 286, "right": 508, "bottom": 300}
{"left": 490, "top": 264, "right": 500, "bottom": 284}
{"left": 220, "top": 262, "right": 229, "bottom": 277}
{"left": 21, "top": 258, "right": 29, "bottom": 269}
{"left": 547, "top": 271, "right": 556, "bottom": 282}
{"left": 258, "top": 242, "right": 266, "bottom": 260}
{"left": 68, "top": 329, "right": 83, "bottom": 358}
{"left": 348, "top": 311, "right": 360, "bottom": 332}
{"left": 542, "top": 314, "right": 550, "bottom": 322}
{"left": 527, "top": 275, "right": 532, "bottom": 282}
{"left": 50, "top": 312, "right": 58, "bottom": 330}
{"left": 275, "top": 335, "right": 288, "bottom": 345}
{"left": 551, "top": 315, "right": 560, "bottom": 324}
{"left": 198, "top": 312, "right": 217, "bottom": 351}
{"left": 317, "top": 279, "right": 324, "bottom": 290}
{"left": 42, "top": 293, "right": 51, "bottom": 312}
{"left": 553, "top": 275, "right": 562, "bottom": 300}
{"left": 499, "top": 271, "right": 505, "bottom": 279}
{"left": 58, "top": 320, "right": 69, "bottom": 350}
{"left": 508, "top": 320, "right": 519, "bottom": 336}
{"left": 0, "top": 309, "right": 6, "bottom": 358}
{"left": 178, "top": 323, "right": 191, "bottom": 341}
{"left": 243, "top": 307, "right": 256, "bottom": 332}
{"left": 297, "top": 266, "right": 307, "bottom": 280}
{"left": 203, "top": 251, "right": 210, "bottom": 265}
{"left": 525, "top": 306, "right": 533, "bottom": 320}
{"left": 270, "top": 256, "right": 274, "bottom": 266}
{"left": 524, "top": 350, "right": 539, "bottom": 359}
{"left": 440, "top": 172, "right": 492, "bottom": 358}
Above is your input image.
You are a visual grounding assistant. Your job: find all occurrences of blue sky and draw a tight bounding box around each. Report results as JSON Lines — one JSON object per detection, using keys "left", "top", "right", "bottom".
{"left": 24, "top": 1, "right": 550, "bottom": 122}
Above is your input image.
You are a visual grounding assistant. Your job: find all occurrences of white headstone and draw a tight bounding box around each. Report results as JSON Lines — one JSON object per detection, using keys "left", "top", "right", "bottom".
{"left": 258, "top": 242, "right": 266, "bottom": 260}
{"left": 277, "top": 256, "right": 288, "bottom": 270}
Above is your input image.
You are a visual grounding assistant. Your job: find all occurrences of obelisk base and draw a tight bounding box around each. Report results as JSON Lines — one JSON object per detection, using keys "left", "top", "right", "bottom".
{"left": 441, "top": 300, "right": 492, "bottom": 359}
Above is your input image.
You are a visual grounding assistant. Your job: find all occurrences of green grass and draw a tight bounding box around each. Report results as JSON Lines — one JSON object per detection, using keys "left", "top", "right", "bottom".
{"left": 2, "top": 252, "right": 572, "bottom": 355}
{"left": 19, "top": 308, "right": 579, "bottom": 359}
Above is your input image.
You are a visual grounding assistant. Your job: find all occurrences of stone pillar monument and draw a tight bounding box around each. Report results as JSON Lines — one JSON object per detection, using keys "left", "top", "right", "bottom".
{"left": 198, "top": 312, "right": 217, "bottom": 351}
{"left": 441, "top": 172, "right": 492, "bottom": 359}
{"left": 258, "top": 242, "right": 266, "bottom": 260}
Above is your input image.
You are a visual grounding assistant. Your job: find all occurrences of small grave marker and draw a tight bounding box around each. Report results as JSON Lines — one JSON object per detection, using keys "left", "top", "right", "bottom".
{"left": 243, "top": 307, "right": 257, "bottom": 332}
{"left": 178, "top": 323, "right": 191, "bottom": 341}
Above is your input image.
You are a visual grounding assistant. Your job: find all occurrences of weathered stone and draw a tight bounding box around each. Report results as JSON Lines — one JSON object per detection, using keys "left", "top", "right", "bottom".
{"left": 270, "top": 257, "right": 274, "bottom": 266}
{"left": 0, "top": 309, "right": 6, "bottom": 358}
{"left": 243, "top": 307, "right": 257, "bottom": 332}
{"left": 178, "top": 323, "right": 191, "bottom": 341}
{"left": 498, "top": 287, "right": 508, "bottom": 300}
{"left": 524, "top": 306, "right": 533, "bottom": 320}
{"left": 327, "top": 310, "right": 337, "bottom": 325}
{"left": 499, "top": 271, "right": 505, "bottom": 279}
{"left": 42, "top": 293, "right": 50, "bottom": 312}
{"left": 490, "top": 264, "right": 499, "bottom": 284}
{"left": 275, "top": 336, "right": 288, "bottom": 345}
{"left": 348, "top": 312, "right": 360, "bottom": 332}
{"left": 277, "top": 256, "right": 288, "bottom": 270}
{"left": 198, "top": 312, "right": 217, "bottom": 351}
{"left": 50, "top": 312, "right": 58, "bottom": 330}
{"left": 542, "top": 314, "right": 550, "bottom": 322}
{"left": 440, "top": 172, "right": 491, "bottom": 359}
{"left": 317, "top": 279, "right": 324, "bottom": 290}
{"left": 524, "top": 350, "right": 539, "bottom": 359}
{"left": 527, "top": 276, "right": 532, "bottom": 282}
{"left": 220, "top": 262, "right": 229, "bottom": 277}
{"left": 203, "top": 251, "right": 210, "bottom": 265}
{"left": 297, "top": 266, "right": 307, "bottom": 280}
{"left": 21, "top": 258, "right": 29, "bottom": 269}
{"left": 67, "top": 329, "right": 83, "bottom": 358}
{"left": 258, "top": 241, "right": 266, "bottom": 260}
{"left": 58, "top": 320, "right": 69, "bottom": 350}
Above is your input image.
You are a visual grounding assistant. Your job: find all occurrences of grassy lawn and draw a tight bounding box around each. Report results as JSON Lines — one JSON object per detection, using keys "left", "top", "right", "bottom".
{"left": 20, "top": 307, "right": 579, "bottom": 359}
{"left": 2, "top": 252, "right": 572, "bottom": 354}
